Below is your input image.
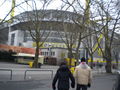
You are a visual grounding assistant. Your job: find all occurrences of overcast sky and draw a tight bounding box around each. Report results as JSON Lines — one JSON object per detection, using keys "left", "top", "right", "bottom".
{"left": 0, "top": 0, "right": 64, "bottom": 19}
{"left": 0, "top": 0, "right": 86, "bottom": 20}
{"left": 0, "top": 0, "right": 119, "bottom": 33}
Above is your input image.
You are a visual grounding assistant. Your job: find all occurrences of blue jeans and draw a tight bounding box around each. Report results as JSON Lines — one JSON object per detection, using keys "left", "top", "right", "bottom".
{"left": 76, "top": 84, "right": 87, "bottom": 90}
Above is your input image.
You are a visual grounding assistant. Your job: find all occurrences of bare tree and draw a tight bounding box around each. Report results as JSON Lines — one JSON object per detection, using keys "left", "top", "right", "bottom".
{"left": 53, "top": 0, "right": 93, "bottom": 67}
{"left": 14, "top": 0, "right": 53, "bottom": 68}
{"left": 60, "top": 0, "right": 97, "bottom": 66}
{"left": 91, "top": 0, "right": 120, "bottom": 73}
{"left": 51, "top": 10, "right": 79, "bottom": 67}
{"left": 0, "top": 0, "right": 28, "bottom": 24}
{"left": 60, "top": 0, "right": 120, "bottom": 73}
{"left": 59, "top": 21, "right": 81, "bottom": 67}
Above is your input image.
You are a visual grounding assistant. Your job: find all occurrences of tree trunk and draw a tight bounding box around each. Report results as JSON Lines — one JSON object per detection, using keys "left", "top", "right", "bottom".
{"left": 68, "top": 49, "right": 73, "bottom": 68}
{"left": 115, "top": 53, "right": 119, "bottom": 69}
{"left": 75, "top": 50, "right": 80, "bottom": 65}
{"left": 90, "top": 55, "right": 94, "bottom": 69}
{"left": 34, "top": 42, "right": 39, "bottom": 68}
{"left": 106, "top": 58, "right": 112, "bottom": 73}
{"left": 105, "top": 46, "right": 112, "bottom": 73}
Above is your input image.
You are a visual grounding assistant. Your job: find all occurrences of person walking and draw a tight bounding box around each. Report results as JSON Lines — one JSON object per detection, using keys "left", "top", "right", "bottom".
{"left": 73, "top": 57, "right": 92, "bottom": 90}
{"left": 113, "top": 72, "right": 120, "bottom": 90}
{"left": 52, "top": 62, "right": 75, "bottom": 90}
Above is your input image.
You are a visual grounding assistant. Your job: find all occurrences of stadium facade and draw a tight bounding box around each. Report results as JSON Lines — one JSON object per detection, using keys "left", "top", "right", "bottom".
{"left": 0, "top": 9, "right": 120, "bottom": 63}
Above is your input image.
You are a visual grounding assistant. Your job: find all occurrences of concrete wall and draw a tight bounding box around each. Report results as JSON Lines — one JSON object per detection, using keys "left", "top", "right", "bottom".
{"left": 8, "top": 30, "right": 24, "bottom": 46}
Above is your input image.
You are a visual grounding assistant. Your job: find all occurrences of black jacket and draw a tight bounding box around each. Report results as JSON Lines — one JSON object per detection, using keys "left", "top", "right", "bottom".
{"left": 52, "top": 65, "right": 75, "bottom": 90}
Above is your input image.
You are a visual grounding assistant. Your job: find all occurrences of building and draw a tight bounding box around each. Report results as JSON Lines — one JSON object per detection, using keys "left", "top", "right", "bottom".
{"left": 0, "top": 9, "right": 120, "bottom": 64}
{"left": 0, "top": 10, "right": 82, "bottom": 63}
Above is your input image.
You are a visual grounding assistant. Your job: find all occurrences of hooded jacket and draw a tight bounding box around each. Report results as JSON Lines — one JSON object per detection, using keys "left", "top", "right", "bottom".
{"left": 73, "top": 62, "right": 92, "bottom": 85}
{"left": 52, "top": 65, "right": 75, "bottom": 90}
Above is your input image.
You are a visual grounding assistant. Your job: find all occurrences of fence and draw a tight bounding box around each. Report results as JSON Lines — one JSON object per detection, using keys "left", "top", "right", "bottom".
{"left": 0, "top": 69, "right": 53, "bottom": 81}
{"left": 24, "top": 69, "right": 53, "bottom": 80}
{"left": 0, "top": 69, "right": 12, "bottom": 80}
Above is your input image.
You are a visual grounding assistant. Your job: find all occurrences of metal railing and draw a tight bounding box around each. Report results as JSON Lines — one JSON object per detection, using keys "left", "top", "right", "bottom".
{"left": 0, "top": 69, "right": 12, "bottom": 80}
{"left": 24, "top": 69, "right": 53, "bottom": 80}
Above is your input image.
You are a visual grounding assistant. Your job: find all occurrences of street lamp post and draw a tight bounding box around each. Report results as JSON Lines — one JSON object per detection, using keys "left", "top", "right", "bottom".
{"left": 48, "top": 43, "right": 52, "bottom": 57}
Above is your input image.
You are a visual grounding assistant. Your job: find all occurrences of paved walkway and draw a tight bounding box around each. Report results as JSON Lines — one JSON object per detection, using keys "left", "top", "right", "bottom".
{"left": 0, "top": 62, "right": 118, "bottom": 90}
{"left": 0, "top": 74, "right": 117, "bottom": 90}
{"left": 0, "top": 62, "right": 59, "bottom": 81}
{"left": 0, "top": 62, "right": 117, "bottom": 81}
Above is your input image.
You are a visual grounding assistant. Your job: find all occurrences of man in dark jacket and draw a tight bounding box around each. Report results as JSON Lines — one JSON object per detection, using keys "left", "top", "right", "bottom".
{"left": 52, "top": 62, "right": 75, "bottom": 90}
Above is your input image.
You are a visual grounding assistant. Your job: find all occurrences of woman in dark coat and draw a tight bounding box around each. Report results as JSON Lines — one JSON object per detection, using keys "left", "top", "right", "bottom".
{"left": 52, "top": 62, "right": 75, "bottom": 90}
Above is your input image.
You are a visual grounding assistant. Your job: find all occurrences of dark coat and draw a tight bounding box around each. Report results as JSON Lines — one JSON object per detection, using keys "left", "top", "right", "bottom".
{"left": 52, "top": 65, "right": 75, "bottom": 90}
